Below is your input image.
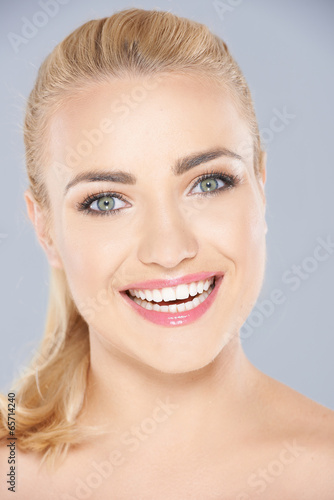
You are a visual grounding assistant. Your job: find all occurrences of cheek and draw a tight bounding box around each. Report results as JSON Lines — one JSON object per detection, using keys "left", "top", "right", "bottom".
{"left": 239, "top": 206, "right": 266, "bottom": 295}
{"left": 54, "top": 218, "right": 111, "bottom": 307}
{"left": 198, "top": 191, "right": 266, "bottom": 327}
{"left": 197, "top": 190, "right": 266, "bottom": 278}
{"left": 55, "top": 213, "right": 137, "bottom": 312}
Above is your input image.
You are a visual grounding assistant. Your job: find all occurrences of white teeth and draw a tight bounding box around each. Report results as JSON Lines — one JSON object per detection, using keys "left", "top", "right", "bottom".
{"left": 189, "top": 282, "right": 198, "bottom": 296}
{"left": 175, "top": 283, "right": 190, "bottom": 300}
{"left": 192, "top": 296, "right": 201, "bottom": 308}
{"left": 176, "top": 302, "right": 185, "bottom": 312}
{"left": 161, "top": 287, "right": 176, "bottom": 302}
{"left": 144, "top": 289, "right": 153, "bottom": 301}
{"left": 128, "top": 277, "right": 215, "bottom": 304}
{"left": 152, "top": 289, "right": 163, "bottom": 302}
{"left": 185, "top": 301, "right": 194, "bottom": 311}
{"left": 132, "top": 286, "right": 213, "bottom": 312}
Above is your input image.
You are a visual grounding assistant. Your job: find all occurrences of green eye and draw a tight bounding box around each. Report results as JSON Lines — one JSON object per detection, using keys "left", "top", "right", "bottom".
{"left": 199, "top": 178, "right": 219, "bottom": 192}
{"left": 95, "top": 196, "right": 115, "bottom": 211}
{"left": 78, "top": 171, "right": 240, "bottom": 218}
{"left": 78, "top": 191, "right": 127, "bottom": 217}
{"left": 191, "top": 171, "right": 239, "bottom": 196}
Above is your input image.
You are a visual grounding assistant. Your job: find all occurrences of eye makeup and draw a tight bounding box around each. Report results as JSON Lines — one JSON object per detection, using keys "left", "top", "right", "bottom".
{"left": 75, "top": 168, "right": 241, "bottom": 217}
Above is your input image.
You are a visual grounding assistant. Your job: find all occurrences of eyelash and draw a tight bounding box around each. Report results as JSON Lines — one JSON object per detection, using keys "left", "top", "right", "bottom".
{"left": 76, "top": 169, "right": 241, "bottom": 217}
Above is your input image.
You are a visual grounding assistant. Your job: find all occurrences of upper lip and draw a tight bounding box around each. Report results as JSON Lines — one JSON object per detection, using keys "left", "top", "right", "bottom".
{"left": 118, "top": 271, "right": 224, "bottom": 292}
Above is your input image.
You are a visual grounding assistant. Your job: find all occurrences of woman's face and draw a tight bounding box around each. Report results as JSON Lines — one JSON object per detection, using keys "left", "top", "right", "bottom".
{"left": 32, "top": 73, "right": 267, "bottom": 373}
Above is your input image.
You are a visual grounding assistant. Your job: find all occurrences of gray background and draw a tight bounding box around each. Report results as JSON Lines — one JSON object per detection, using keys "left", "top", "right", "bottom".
{"left": 1, "top": 0, "right": 333, "bottom": 408}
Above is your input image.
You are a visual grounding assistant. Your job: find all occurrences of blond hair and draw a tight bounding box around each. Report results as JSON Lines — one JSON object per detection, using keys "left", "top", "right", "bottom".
{"left": 0, "top": 7, "right": 264, "bottom": 468}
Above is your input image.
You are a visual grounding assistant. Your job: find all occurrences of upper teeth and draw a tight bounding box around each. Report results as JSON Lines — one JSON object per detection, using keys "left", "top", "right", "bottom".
{"left": 128, "top": 277, "right": 215, "bottom": 303}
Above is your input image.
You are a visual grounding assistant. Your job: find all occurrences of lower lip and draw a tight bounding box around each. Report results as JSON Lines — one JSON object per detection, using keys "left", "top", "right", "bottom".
{"left": 120, "top": 275, "right": 224, "bottom": 327}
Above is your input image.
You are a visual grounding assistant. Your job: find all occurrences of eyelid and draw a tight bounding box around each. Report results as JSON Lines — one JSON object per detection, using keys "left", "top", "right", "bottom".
{"left": 90, "top": 193, "right": 127, "bottom": 212}
{"left": 75, "top": 190, "right": 128, "bottom": 216}
{"left": 76, "top": 168, "right": 240, "bottom": 216}
{"left": 188, "top": 168, "right": 241, "bottom": 194}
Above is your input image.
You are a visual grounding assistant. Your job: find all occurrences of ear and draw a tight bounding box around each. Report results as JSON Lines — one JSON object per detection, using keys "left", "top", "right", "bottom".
{"left": 257, "top": 151, "right": 268, "bottom": 234}
{"left": 24, "top": 189, "right": 63, "bottom": 269}
{"left": 258, "top": 150, "right": 267, "bottom": 190}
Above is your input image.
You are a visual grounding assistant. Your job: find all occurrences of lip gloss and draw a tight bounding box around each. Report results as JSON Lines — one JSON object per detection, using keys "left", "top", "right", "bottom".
{"left": 120, "top": 275, "right": 224, "bottom": 327}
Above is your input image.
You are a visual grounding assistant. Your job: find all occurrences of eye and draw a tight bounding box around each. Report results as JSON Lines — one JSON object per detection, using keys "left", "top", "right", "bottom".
{"left": 190, "top": 170, "right": 239, "bottom": 196}
{"left": 192, "top": 176, "right": 222, "bottom": 194}
{"left": 76, "top": 170, "right": 240, "bottom": 217}
{"left": 91, "top": 195, "right": 118, "bottom": 212}
{"left": 76, "top": 191, "right": 128, "bottom": 216}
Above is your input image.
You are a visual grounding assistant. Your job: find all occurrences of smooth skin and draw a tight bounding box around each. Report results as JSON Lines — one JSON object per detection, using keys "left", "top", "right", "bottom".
{"left": 1, "top": 73, "right": 333, "bottom": 499}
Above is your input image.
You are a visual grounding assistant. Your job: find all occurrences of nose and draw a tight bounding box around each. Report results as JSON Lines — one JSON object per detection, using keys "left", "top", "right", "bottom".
{"left": 137, "top": 202, "right": 198, "bottom": 269}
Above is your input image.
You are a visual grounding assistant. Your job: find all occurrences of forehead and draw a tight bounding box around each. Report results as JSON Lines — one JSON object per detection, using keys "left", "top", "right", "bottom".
{"left": 48, "top": 73, "right": 253, "bottom": 173}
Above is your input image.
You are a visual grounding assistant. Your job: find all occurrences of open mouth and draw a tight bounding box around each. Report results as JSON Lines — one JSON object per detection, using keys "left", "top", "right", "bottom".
{"left": 124, "top": 276, "right": 217, "bottom": 313}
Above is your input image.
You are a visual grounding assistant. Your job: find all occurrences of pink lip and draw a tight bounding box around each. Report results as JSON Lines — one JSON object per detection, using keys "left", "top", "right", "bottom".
{"left": 118, "top": 271, "right": 223, "bottom": 291}
{"left": 119, "top": 274, "right": 224, "bottom": 327}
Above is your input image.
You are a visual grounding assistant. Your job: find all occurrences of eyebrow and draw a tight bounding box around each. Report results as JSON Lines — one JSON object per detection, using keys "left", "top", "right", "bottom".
{"left": 64, "top": 147, "right": 243, "bottom": 195}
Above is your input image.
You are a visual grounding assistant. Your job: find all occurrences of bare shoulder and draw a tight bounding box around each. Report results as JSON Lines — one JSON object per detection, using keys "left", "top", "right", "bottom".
{"left": 259, "top": 371, "right": 334, "bottom": 498}
{"left": 261, "top": 371, "right": 334, "bottom": 437}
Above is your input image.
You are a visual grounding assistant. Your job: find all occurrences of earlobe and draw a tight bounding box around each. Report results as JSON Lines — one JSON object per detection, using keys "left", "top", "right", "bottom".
{"left": 24, "top": 189, "right": 63, "bottom": 269}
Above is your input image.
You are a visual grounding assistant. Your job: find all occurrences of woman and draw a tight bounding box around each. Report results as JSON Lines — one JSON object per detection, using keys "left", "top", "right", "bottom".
{"left": 0, "top": 7, "right": 333, "bottom": 499}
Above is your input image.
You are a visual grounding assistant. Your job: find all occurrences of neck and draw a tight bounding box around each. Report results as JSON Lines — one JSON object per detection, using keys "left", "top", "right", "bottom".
{"left": 80, "top": 331, "right": 260, "bottom": 453}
